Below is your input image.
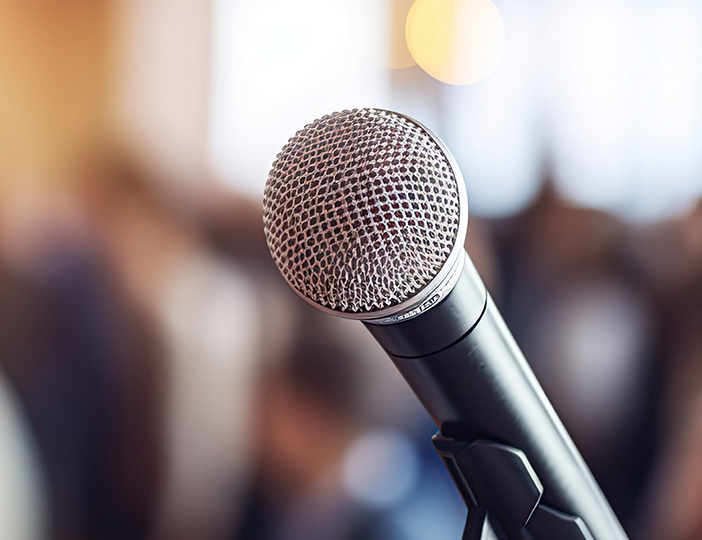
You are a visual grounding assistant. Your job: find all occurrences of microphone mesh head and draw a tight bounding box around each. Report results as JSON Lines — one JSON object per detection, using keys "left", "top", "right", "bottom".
{"left": 263, "top": 108, "right": 462, "bottom": 316}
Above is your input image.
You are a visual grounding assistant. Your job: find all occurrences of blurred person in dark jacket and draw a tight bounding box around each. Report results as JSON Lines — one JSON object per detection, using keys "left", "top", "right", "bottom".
{"left": 0, "top": 184, "right": 166, "bottom": 540}
{"left": 235, "top": 305, "right": 390, "bottom": 540}
{"left": 629, "top": 202, "right": 702, "bottom": 540}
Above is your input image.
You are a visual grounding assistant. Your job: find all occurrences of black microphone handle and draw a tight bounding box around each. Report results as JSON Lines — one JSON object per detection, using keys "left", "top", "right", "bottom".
{"left": 364, "top": 254, "right": 629, "bottom": 540}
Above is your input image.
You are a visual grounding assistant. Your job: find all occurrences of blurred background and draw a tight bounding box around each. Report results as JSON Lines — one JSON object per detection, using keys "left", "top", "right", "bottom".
{"left": 1, "top": 0, "right": 702, "bottom": 539}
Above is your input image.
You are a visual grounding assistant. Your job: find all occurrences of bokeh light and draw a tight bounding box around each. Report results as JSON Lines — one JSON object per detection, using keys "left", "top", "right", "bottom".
{"left": 342, "top": 431, "right": 420, "bottom": 508}
{"left": 405, "top": 0, "right": 506, "bottom": 85}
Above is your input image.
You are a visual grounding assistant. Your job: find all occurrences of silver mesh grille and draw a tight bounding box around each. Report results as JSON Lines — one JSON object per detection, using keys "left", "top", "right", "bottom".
{"left": 263, "top": 108, "right": 461, "bottom": 315}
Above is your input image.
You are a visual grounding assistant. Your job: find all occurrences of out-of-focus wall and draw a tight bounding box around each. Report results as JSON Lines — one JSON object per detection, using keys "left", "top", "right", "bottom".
{"left": 0, "top": 0, "right": 214, "bottom": 193}
{"left": 106, "top": 0, "right": 212, "bottom": 188}
{"left": 0, "top": 1, "right": 107, "bottom": 189}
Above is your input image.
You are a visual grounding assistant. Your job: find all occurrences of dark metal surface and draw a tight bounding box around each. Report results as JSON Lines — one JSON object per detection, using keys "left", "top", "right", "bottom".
{"left": 527, "top": 506, "right": 594, "bottom": 540}
{"left": 378, "top": 294, "right": 628, "bottom": 540}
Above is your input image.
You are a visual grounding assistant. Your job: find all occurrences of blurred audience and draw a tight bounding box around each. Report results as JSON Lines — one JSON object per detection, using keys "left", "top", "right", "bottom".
{"left": 4, "top": 150, "right": 702, "bottom": 540}
{"left": 0, "top": 174, "right": 165, "bottom": 540}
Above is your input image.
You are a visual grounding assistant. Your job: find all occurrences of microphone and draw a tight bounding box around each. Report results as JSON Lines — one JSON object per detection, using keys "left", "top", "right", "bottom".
{"left": 263, "top": 109, "right": 628, "bottom": 540}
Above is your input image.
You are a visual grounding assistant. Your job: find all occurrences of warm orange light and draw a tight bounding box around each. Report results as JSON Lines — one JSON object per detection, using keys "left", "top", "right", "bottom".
{"left": 405, "top": 0, "right": 505, "bottom": 85}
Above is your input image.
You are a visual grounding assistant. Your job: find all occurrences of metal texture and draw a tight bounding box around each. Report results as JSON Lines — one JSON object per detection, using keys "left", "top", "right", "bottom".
{"left": 263, "top": 108, "right": 468, "bottom": 321}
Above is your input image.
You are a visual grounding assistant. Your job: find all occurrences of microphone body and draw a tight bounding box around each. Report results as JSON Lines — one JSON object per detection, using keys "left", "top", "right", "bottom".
{"left": 365, "top": 256, "right": 628, "bottom": 540}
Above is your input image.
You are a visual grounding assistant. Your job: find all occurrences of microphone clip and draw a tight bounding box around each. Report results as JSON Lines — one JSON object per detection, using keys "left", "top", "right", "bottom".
{"left": 432, "top": 434, "right": 594, "bottom": 540}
